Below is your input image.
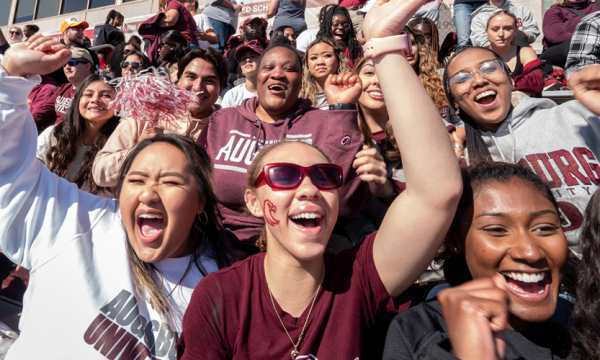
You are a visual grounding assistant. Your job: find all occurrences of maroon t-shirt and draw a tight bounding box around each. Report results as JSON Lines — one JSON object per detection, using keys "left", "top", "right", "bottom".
{"left": 166, "top": 0, "right": 199, "bottom": 45}
{"left": 177, "top": 232, "right": 410, "bottom": 359}
{"left": 372, "top": 130, "right": 387, "bottom": 149}
{"left": 31, "top": 83, "right": 76, "bottom": 131}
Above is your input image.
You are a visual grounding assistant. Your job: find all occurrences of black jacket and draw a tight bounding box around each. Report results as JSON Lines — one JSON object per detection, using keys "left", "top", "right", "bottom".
{"left": 383, "top": 299, "right": 571, "bottom": 360}
{"left": 94, "top": 24, "right": 125, "bottom": 47}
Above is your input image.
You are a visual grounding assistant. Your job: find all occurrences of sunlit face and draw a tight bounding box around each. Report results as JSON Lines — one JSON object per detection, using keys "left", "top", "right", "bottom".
{"left": 65, "top": 26, "right": 84, "bottom": 46}
{"left": 238, "top": 50, "right": 260, "bottom": 77}
{"left": 446, "top": 48, "right": 512, "bottom": 131}
{"left": 246, "top": 142, "right": 339, "bottom": 261}
{"left": 330, "top": 14, "right": 350, "bottom": 42}
{"left": 307, "top": 42, "right": 339, "bottom": 84}
{"left": 177, "top": 58, "right": 221, "bottom": 119}
{"left": 158, "top": 41, "right": 175, "bottom": 62}
{"left": 283, "top": 27, "right": 297, "bottom": 47}
{"left": 486, "top": 14, "right": 518, "bottom": 48}
{"left": 64, "top": 59, "right": 92, "bottom": 85}
{"left": 256, "top": 47, "right": 302, "bottom": 117}
{"left": 358, "top": 60, "right": 386, "bottom": 112}
{"left": 9, "top": 27, "right": 23, "bottom": 41}
{"left": 122, "top": 54, "right": 145, "bottom": 77}
{"left": 456, "top": 179, "right": 568, "bottom": 328}
{"left": 407, "top": 33, "right": 419, "bottom": 69}
{"left": 120, "top": 142, "right": 204, "bottom": 263}
{"left": 78, "top": 81, "right": 116, "bottom": 124}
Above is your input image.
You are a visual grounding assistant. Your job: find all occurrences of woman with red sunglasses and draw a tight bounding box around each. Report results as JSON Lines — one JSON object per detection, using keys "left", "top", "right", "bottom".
{"left": 177, "top": 0, "right": 463, "bottom": 358}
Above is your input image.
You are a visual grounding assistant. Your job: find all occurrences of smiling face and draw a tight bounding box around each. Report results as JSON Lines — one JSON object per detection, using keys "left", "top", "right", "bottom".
{"left": 65, "top": 26, "right": 84, "bottom": 47}
{"left": 358, "top": 60, "right": 385, "bottom": 111}
{"left": 122, "top": 54, "right": 145, "bottom": 77}
{"left": 406, "top": 33, "right": 420, "bottom": 70}
{"left": 238, "top": 50, "right": 260, "bottom": 77}
{"left": 120, "top": 142, "right": 204, "bottom": 263}
{"left": 78, "top": 81, "right": 116, "bottom": 124}
{"left": 177, "top": 58, "right": 221, "bottom": 119}
{"left": 64, "top": 59, "right": 92, "bottom": 87}
{"left": 307, "top": 42, "right": 339, "bottom": 84}
{"left": 446, "top": 48, "right": 513, "bottom": 132}
{"left": 9, "top": 27, "right": 23, "bottom": 41}
{"left": 256, "top": 47, "right": 302, "bottom": 118}
{"left": 457, "top": 179, "right": 568, "bottom": 328}
{"left": 330, "top": 14, "right": 350, "bottom": 42}
{"left": 246, "top": 142, "right": 339, "bottom": 261}
{"left": 486, "top": 14, "right": 518, "bottom": 48}
{"left": 159, "top": 41, "right": 175, "bottom": 62}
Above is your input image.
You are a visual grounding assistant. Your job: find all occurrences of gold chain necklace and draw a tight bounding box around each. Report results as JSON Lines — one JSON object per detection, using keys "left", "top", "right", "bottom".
{"left": 265, "top": 276, "right": 322, "bottom": 359}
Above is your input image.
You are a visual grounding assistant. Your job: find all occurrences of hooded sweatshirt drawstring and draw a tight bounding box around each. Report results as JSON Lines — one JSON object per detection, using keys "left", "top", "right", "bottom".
{"left": 253, "top": 119, "right": 264, "bottom": 153}
{"left": 279, "top": 116, "right": 293, "bottom": 141}
{"left": 507, "top": 121, "right": 517, "bottom": 163}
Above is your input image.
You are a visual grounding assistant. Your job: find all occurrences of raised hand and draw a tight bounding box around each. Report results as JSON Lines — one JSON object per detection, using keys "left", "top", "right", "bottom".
{"left": 569, "top": 65, "right": 600, "bottom": 116}
{"left": 362, "top": 0, "right": 428, "bottom": 41}
{"left": 324, "top": 72, "right": 362, "bottom": 105}
{"left": 1, "top": 34, "right": 71, "bottom": 78}
{"left": 437, "top": 276, "right": 509, "bottom": 360}
{"left": 353, "top": 145, "right": 394, "bottom": 198}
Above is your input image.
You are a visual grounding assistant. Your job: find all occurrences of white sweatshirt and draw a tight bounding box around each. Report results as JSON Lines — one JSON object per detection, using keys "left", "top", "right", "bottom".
{"left": 0, "top": 64, "right": 219, "bottom": 359}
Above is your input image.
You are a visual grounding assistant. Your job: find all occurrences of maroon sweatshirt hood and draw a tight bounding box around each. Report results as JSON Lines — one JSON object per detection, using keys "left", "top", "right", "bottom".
{"left": 198, "top": 97, "right": 370, "bottom": 249}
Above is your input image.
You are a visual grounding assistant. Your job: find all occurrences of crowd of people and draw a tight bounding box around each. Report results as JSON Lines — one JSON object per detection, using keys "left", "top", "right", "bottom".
{"left": 4, "top": 0, "right": 600, "bottom": 358}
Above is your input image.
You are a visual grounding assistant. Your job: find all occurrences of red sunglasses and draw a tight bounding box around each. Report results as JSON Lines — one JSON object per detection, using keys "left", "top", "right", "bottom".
{"left": 255, "top": 163, "right": 343, "bottom": 190}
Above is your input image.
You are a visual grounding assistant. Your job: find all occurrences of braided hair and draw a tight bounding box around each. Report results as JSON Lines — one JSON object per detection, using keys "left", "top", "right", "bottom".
{"left": 408, "top": 17, "right": 439, "bottom": 65}
{"left": 317, "top": 5, "right": 362, "bottom": 65}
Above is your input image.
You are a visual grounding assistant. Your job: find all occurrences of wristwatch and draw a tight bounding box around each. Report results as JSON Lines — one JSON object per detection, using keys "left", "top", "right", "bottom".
{"left": 329, "top": 103, "right": 357, "bottom": 110}
{"left": 364, "top": 33, "right": 412, "bottom": 59}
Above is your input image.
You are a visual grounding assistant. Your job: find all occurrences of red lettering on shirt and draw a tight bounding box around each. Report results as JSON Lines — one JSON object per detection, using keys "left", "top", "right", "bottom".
{"left": 526, "top": 154, "right": 562, "bottom": 188}
{"left": 573, "top": 147, "right": 600, "bottom": 185}
{"left": 549, "top": 149, "right": 592, "bottom": 186}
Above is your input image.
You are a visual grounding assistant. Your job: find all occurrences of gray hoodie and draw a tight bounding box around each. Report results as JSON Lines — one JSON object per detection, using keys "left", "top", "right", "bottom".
{"left": 474, "top": 97, "right": 600, "bottom": 254}
{"left": 470, "top": 0, "right": 540, "bottom": 47}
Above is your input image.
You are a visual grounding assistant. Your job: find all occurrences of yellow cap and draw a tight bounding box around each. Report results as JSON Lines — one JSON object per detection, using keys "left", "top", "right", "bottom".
{"left": 60, "top": 18, "right": 89, "bottom": 33}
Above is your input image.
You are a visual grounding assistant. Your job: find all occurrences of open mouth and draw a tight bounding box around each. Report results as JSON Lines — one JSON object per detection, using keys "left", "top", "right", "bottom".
{"left": 334, "top": 30, "right": 345, "bottom": 41}
{"left": 367, "top": 90, "right": 383, "bottom": 100}
{"left": 500, "top": 271, "right": 550, "bottom": 301}
{"left": 268, "top": 83, "right": 288, "bottom": 95}
{"left": 475, "top": 90, "right": 498, "bottom": 106}
{"left": 136, "top": 212, "right": 166, "bottom": 243}
{"left": 289, "top": 212, "right": 324, "bottom": 236}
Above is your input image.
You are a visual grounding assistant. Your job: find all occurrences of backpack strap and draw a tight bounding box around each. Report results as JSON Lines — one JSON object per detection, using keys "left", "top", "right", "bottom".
{"left": 566, "top": 7, "right": 587, "bottom": 18}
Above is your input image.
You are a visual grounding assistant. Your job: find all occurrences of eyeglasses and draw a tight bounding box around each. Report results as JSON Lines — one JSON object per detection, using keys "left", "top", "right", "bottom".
{"left": 65, "top": 59, "right": 89, "bottom": 67}
{"left": 121, "top": 61, "right": 142, "bottom": 69}
{"left": 255, "top": 163, "right": 343, "bottom": 191}
{"left": 246, "top": 22, "right": 262, "bottom": 29}
{"left": 446, "top": 58, "right": 507, "bottom": 92}
{"left": 9, "top": 31, "right": 21, "bottom": 35}
{"left": 331, "top": 22, "right": 351, "bottom": 30}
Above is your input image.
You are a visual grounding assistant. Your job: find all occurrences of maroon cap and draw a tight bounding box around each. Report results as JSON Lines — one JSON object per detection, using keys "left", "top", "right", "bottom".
{"left": 235, "top": 39, "right": 264, "bottom": 62}
{"left": 241, "top": 17, "right": 262, "bottom": 30}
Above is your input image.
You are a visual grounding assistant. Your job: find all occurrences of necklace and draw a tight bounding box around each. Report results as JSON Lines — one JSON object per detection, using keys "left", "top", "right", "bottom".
{"left": 265, "top": 275, "right": 322, "bottom": 359}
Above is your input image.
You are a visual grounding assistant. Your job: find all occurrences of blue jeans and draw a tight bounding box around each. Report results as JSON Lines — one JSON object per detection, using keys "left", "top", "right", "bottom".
{"left": 209, "top": 18, "right": 235, "bottom": 54}
{"left": 453, "top": 2, "right": 487, "bottom": 50}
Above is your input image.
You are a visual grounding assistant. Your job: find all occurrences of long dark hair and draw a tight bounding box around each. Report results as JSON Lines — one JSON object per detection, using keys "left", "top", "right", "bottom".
{"left": 124, "top": 49, "right": 152, "bottom": 70}
{"left": 108, "top": 42, "right": 141, "bottom": 78}
{"left": 45, "top": 75, "right": 120, "bottom": 195}
{"left": 408, "top": 17, "right": 440, "bottom": 63}
{"left": 442, "top": 47, "right": 512, "bottom": 163}
{"left": 436, "top": 162, "right": 559, "bottom": 286}
{"left": 115, "top": 134, "right": 234, "bottom": 319}
{"left": 317, "top": 5, "right": 361, "bottom": 63}
{"left": 160, "top": 30, "right": 190, "bottom": 64}
{"left": 105, "top": 9, "right": 123, "bottom": 25}
{"left": 571, "top": 188, "right": 600, "bottom": 359}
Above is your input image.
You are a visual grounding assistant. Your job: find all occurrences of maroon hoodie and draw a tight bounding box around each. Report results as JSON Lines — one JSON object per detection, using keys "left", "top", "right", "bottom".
{"left": 542, "top": 0, "right": 598, "bottom": 50}
{"left": 28, "top": 76, "right": 57, "bottom": 117}
{"left": 197, "top": 97, "right": 370, "bottom": 249}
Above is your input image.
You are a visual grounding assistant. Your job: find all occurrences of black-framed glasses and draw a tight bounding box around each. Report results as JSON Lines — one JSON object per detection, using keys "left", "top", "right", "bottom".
{"left": 121, "top": 61, "right": 142, "bottom": 69}
{"left": 331, "top": 22, "right": 351, "bottom": 30}
{"left": 446, "top": 58, "right": 506, "bottom": 92}
{"left": 65, "top": 59, "right": 88, "bottom": 67}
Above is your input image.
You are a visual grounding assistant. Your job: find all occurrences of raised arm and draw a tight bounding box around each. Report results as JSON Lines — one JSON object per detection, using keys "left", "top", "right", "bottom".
{"left": 0, "top": 36, "right": 113, "bottom": 270}
{"left": 362, "top": 0, "right": 463, "bottom": 298}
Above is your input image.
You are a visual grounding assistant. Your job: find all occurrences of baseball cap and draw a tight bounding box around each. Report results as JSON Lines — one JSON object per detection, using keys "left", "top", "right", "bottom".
{"left": 60, "top": 18, "right": 89, "bottom": 33}
{"left": 241, "top": 17, "right": 262, "bottom": 30}
{"left": 235, "top": 39, "right": 263, "bottom": 62}
{"left": 71, "top": 47, "right": 94, "bottom": 64}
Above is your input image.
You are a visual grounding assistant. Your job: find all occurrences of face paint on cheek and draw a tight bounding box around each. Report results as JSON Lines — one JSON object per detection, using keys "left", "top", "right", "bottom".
{"left": 263, "top": 199, "right": 280, "bottom": 226}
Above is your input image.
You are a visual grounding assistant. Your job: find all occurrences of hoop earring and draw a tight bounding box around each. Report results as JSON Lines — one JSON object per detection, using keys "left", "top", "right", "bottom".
{"left": 197, "top": 211, "right": 208, "bottom": 225}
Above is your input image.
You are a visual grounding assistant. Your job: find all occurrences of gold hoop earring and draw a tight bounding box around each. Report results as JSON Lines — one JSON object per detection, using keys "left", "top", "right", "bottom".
{"left": 197, "top": 211, "right": 208, "bottom": 225}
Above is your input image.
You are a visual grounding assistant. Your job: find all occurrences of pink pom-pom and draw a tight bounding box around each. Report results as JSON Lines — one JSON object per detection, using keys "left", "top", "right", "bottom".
{"left": 108, "top": 68, "right": 198, "bottom": 128}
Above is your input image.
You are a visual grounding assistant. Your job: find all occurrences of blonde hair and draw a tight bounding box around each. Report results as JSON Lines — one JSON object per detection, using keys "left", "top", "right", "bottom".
{"left": 551, "top": 0, "right": 594, "bottom": 7}
{"left": 486, "top": 10, "right": 518, "bottom": 45}
{"left": 300, "top": 37, "right": 349, "bottom": 107}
